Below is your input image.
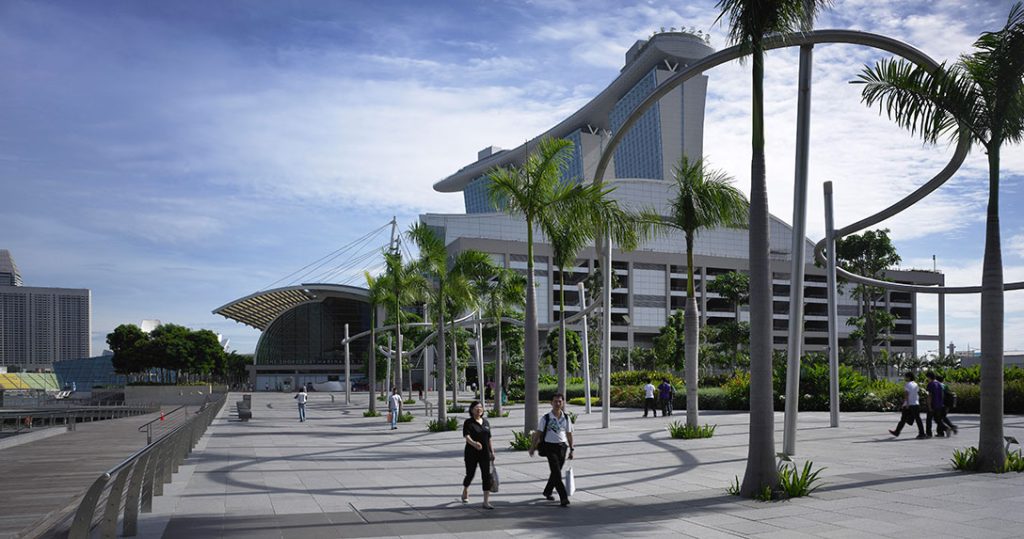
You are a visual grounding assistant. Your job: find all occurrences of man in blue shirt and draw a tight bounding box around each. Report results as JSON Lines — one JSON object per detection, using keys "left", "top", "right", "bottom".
{"left": 925, "top": 371, "right": 945, "bottom": 438}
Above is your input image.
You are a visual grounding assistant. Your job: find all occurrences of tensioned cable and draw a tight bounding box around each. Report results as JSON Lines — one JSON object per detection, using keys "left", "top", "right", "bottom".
{"left": 296, "top": 226, "right": 389, "bottom": 284}
{"left": 317, "top": 247, "right": 384, "bottom": 284}
{"left": 310, "top": 231, "right": 388, "bottom": 283}
{"left": 260, "top": 221, "right": 391, "bottom": 291}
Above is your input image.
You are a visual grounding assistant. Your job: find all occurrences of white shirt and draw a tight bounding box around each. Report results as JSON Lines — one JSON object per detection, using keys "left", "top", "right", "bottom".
{"left": 388, "top": 394, "right": 402, "bottom": 411}
{"left": 643, "top": 383, "right": 656, "bottom": 399}
{"left": 537, "top": 411, "right": 573, "bottom": 444}
{"left": 296, "top": 392, "right": 308, "bottom": 404}
{"left": 904, "top": 381, "right": 920, "bottom": 406}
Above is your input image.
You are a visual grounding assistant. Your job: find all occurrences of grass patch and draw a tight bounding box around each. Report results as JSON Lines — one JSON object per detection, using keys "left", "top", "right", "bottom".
{"left": 726, "top": 476, "right": 741, "bottom": 496}
{"left": 667, "top": 421, "right": 716, "bottom": 439}
{"left": 363, "top": 409, "right": 381, "bottom": 417}
{"left": 951, "top": 447, "right": 979, "bottom": 471}
{"left": 396, "top": 411, "right": 414, "bottom": 423}
{"left": 509, "top": 430, "right": 532, "bottom": 450}
{"left": 427, "top": 417, "right": 459, "bottom": 432}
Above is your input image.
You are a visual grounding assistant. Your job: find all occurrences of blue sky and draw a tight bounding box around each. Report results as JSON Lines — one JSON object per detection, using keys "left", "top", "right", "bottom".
{"left": 1, "top": 0, "right": 1021, "bottom": 357}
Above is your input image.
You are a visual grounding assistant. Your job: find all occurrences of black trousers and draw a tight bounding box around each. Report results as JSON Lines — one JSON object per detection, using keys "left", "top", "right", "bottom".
{"left": 894, "top": 405, "right": 924, "bottom": 436}
{"left": 463, "top": 447, "right": 492, "bottom": 491}
{"left": 643, "top": 397, "right": 657, "bottom": 417}
{"left": 541, "top": 442, "right": 568, "bottom": 502}
{"left": 661, "top": 397, "right": 673, "bottom": 416}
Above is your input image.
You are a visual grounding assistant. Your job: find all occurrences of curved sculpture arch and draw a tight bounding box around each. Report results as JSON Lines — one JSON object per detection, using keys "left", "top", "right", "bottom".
{"left": 594, "top": 28, "right": 1022, "bottom": 295}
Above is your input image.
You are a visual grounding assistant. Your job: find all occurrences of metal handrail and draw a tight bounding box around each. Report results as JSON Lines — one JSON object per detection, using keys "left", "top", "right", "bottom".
{"left": 137, "top": 404, "right": 188, "bottom": 444}
{"left": 23, "top": 394, "right": 226, "bottom": 539}
{"left": 0, "top": 404, "right": 159, "bottom": 435}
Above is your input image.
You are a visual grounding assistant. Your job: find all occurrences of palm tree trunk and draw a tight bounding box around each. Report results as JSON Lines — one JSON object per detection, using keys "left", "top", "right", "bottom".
{"left": 740, "top": 45, "right": 779, "bottom": 497}
{"left": 369, "top": 308, "right": 377, "bottom": 413}
{"left": 525, "top": 221, "right": 540, "bottom": 434}
{"left": 685, "top": 233, "right": 700, "bottom": 428}
{"left": 495, "top": 322, "right": 504, "bottom": 415}
{"left": 437, "top": 302, "right": 447, "bottom": 423}
{"left": 558, "top": 269, "right": 568, "bottom": 396}
{"left": 978, "top": 147, "right": 1005, "bottom": 472}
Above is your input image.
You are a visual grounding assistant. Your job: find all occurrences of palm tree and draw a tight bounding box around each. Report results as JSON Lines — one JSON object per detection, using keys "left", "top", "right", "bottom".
{"left": 478, "top": 267, "right": 526, "bottom": 415}
{"left": 715, "top": 0, "right": 832, "bottom": 497}
{"left": 408, "top": 223, "right": 495, "bottom": 421}
{"left": 657, "top": 156, "right": 748, "bottom": 428}
{"left": 855, "top": 2, "right": 1024, "bottom": 471}
{"left": 487, "top": 137, "right": 589, "bottom": 432}
{"left": 380, "top": 250, "right": 422, "bottom": 400}
{"left": 364, "top": 270, "right": 388, "bottom": 413}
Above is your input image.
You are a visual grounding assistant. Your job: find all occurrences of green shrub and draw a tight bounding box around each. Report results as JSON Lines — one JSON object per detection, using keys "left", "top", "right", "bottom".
{"left": 667, "top": 421, "right": 716, "bottom": 439}
{"left": 1004, "top": 380, "right": 1024, "bottom": 414}
{"left": 722, "top": 372, "right": 751, "bottom": 409}
{"left": 363, "top": 409, "right": 381, "bottom": 417}
{"left": 538, "top": 383, "right": 594, "bottom": 401}
{"left": 567, "top": 397, "right": 600, "bottom": 406}
{"left": 427, "top": 417, "right": 459, "bottom": 432}
{"left": 396, "top": 411, "right": 414, "bottom": 423}
{"left": 1005, "top": 449, "right": 1024, "bottom": 473}
{"left": 487, "top": 409, "right": 510, "bottom": 418}
{"left": 403, "top": 398, "right": 416, "bottom": 405}
{"left": 610, "top": 370, "right": 682, "bottom": 387}
{"left": 726, "top": 476, "right": 741, "bottom": 496}
{"left": 694, "top": 387, "right": 733, "bottom": 410}
{"left": 447, "top": 404, "right": 465, "bottom": 414}
{"left": 509, "top": 430, "right": 532, "bottom": 450}
{"left": 951, "top": 447, "right": 979, "bottom": 471}
{"left": 566, "top": 411, "right": 578, "bottom": 423}
{"left": 609, "top": 385, "right": 643, "bottom": 408}
{"left": 950, "top": 382, "right": 979, "bottom": 413}
{"left": 778, "top": 461, "right": 825, "bottom": 498}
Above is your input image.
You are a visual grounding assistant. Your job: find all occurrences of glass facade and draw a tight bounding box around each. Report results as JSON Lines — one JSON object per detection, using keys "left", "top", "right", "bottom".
{"left": 464, "top": 175, "right": 500, "bottom": 214}
{"left": 255, "top": 297, "right": 369, "bottom": 367}
{"left": 609, "top": 68, "right": 663, "bottom": 180}
{"left": 563, "top": 129, "right": 584, "bottom": 186}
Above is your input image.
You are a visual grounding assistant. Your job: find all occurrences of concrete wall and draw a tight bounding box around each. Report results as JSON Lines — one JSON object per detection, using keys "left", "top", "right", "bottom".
{"left": 124, "top": 385, "right": 221, "bottom": 406}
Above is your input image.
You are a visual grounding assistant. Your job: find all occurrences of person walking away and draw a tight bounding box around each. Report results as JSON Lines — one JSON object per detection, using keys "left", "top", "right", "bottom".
{"left": 642, "top": 380, "right": 657, "bottom": 417}
{"left": 936, "top": 374, "right": 958, "bottom": 435}
{"left": 924, "top": 371, "right": 945, "bottom": 438}
{"left": 889, "top": 372, "right": 926, "bottom": 438}
{"left": 388, "top": 387, "right": 402, "bottom": 430}
{"left": 295, "top": 387, "right": 308, "bottom": 422}
{"left": 658, "top": 378, "right": 674, "bottom": 416}
{"left": 529, "top": 393, "right": 574, "bottom": 507}
{"left": 461, "top": 401, "right": 495, "bottom": 509}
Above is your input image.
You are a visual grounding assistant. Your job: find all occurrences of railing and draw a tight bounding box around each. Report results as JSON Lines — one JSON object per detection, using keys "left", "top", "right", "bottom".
{"left": 0, "top": 404, "right": 159, "bottom": 435}
{"left": 137, "top": 404, "right": 188, "bottom": 444}
{"left": 25, "top": 394, "right": 226, "bottom": 539}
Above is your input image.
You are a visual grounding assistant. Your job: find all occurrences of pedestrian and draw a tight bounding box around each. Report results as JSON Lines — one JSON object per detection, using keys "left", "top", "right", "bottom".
{"left": 642, "top": 380, "right": 657, "bottom": 417}
{"left": 388, "top": 387, "right": 402, "bottom": 430}
{"left": 889, "top": 371, "right": 926, "bottom": 439}
{"left": 461, "top": 401, "right": 495, "bottom": 509}
{"left": 924, "top": 371, "right": 945, "bottom": 438}
{"left": 936, "top": 374, "right": 959, "bottom": 435}
{"left": 529, "top": 393, "right": 574, "bottom": 507}
{"left": 658, "top": 378, "right": 674, "bottom": 416}
{"left": 294, "top": 387, "right": 308, "bottom": 422}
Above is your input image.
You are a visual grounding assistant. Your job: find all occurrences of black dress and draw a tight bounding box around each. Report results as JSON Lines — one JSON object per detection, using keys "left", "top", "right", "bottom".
{"left": 462, "top": 418, "right": 492, "bottom": 491}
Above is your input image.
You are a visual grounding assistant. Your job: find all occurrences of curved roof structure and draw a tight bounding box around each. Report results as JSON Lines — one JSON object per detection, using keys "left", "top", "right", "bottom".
{"left": 213, "top": 283, "right": 369, "bottom": 330}
{"left": 433, "top": 32, "right": 715, "bottom": 194}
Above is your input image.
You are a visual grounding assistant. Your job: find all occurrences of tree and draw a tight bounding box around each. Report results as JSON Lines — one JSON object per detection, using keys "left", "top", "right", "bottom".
{"left": 108, "top": 324, "right": 148, "bottom": 376}
{"left": 653, "top": 310, "right": 686, "bottom": 371}
{"left": 835, "top": 229, "right": 900, "bottom": 380}
{"left": 364, "top": 269, "right": 388, "bottom": 412}
{"left": 715, "top": 0, "right": 833, "bottom": 497}
{"left": 487, "top": 136, "right": 593, "bottom": 432}
{"left": 856, "top": 3, "right": 1024, "bottom": 471}
{"left": 653, "top": 156, "right": 748, "bottom": 428}
{"left": 408, "top": 223, "right": 494, "bottom": 422}
{"left": 708, "top": 271, "right": 751, "bottom": 369}
{"left": 478, "top": 267, "right": 525, "bottom": 414}
{"left": 188, "top": 329, "right": 226, "bottom": 378}
{"left": 379, "top": 250, "right": 425, "bottom": 399}
{"left": 542, "top": 328, "right": 583, "bottom": 375}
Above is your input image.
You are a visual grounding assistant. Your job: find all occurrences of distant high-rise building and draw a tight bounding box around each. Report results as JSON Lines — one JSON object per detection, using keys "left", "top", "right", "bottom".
{"left": 0, "top": 249, "right": 23, "bottom": 286}
{"left": 0, "top": 250, "right": 91, "bottom": 370}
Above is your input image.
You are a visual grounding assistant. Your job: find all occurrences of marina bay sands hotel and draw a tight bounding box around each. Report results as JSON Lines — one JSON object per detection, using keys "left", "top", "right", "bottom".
{"left": 215, "top": 31, "right": 943, "bottom": 391}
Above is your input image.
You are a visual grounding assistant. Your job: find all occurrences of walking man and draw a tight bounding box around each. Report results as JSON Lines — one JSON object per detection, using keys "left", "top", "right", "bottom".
{"left": 658, "top": 378, "right": 674, "bottom": 416}
{"left": 295, "top": 386, "right": 308, "bottom": 422}
{"left": 925, "top": 371, "right": 946, "bottom": 438}
{"left": 529, "top": 394, "right": 574, "bottom": 507}
{"left": 388, "top": 386, "right": 402, "bottom": 430}
{"left": 890, "top": 371, "right": 926, "bottom": 439}
{"left": 642, "top": 380, "right": 657, "bottom": 417}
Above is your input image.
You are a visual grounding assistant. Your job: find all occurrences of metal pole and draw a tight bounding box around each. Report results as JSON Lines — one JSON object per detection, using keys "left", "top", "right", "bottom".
{"left": 386, "top": 335, "right": 392, "bottom": 395}
{"left": 602, "top": 231, "right": 612, "bottom": 429}
{"left": 476, "top": 316, "right": 485, "bottom": 409}
{"left": 578, "top": 282, "right": 592, "bottom": 414}
{"left": 784, "top": 43, "right": 814, "bottom": 456}
{"left": 825, "top": 181, "right": 840, "bottom": 427}
{"left": 938, "top": 292, "right": 946, "bottom": 360}
{"left": 344, "top": 324, "right": 351, "bottom": 404}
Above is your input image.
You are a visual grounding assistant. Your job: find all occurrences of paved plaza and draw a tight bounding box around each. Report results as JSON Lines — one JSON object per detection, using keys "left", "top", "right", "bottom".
{"left": 137, "top": 392, "right": 1024, "bottom": 538}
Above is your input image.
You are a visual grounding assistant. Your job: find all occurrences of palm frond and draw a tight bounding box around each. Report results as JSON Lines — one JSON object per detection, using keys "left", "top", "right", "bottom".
{"left": 666, "top": 156, "right": 749, "bottom": 237}
{"left": 715, "top": 0, "right": 833, "bottom": 54}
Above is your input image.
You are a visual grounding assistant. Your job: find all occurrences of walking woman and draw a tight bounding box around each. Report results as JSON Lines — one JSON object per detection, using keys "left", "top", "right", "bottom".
{"left": 461, "top": 401, "right": 495, "bottom": 509}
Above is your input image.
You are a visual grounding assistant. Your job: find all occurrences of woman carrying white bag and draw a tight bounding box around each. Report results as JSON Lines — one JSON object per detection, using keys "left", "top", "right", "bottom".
{"left": 529, "top": 393, "right": 575, "bottom": 507}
